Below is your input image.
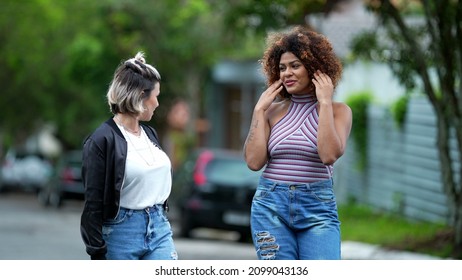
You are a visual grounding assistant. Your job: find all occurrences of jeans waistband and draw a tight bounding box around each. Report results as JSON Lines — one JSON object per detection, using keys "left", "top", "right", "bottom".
{"left": 259, "top": 176, "right": 333, "bottom": 189}
{"left": 120, "top": 202, "right": 168, "bottom": 213}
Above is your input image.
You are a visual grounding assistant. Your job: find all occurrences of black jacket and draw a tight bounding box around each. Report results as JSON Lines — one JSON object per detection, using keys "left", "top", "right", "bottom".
{"left": 80, "top": 118, "right": 162, "bottom": 260}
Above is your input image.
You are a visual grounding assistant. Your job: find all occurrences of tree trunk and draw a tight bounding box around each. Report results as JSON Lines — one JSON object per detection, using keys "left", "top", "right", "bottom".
{"left": 455, "top": 127, "right": 462, "bottom": 246}
{"left": 372, "top": 0, "right": 462, "bottom": 250}
{"left": 434, "top": 107, "right": 462, "bottom": 247}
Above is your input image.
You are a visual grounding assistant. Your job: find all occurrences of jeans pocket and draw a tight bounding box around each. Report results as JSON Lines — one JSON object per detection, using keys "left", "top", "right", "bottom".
{"left": 103, "top": 209, "right": 129, "bottom": 226}
{"left": 311, "top": 187, "right": 335, "bottom": 202}
{"left": 253, "top": 185, "right": 272, "bottom": 201}
{"left": 159, "top": 209, "right": 170, "bottom": 223}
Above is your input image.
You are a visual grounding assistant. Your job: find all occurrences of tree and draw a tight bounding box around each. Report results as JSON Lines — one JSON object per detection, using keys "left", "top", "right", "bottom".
{"left": 0, "top": 0, "right": 68, "bottom": 147}
{"left": 0, "top": 0, "right": 117, "bottom": 150}
{"left": 0, "top": 0, "right": 251, "bottom": 151}
{"left": 98, "top": 0, "right": 240, "bottom": 142}
{"left": 0, "top": 0, "right": 348, "bottom": 153}
{"left": 351, "top": 0, "right": 462, "bottom": 247}
{"left": 221, "top": 0, "right": 349, "bottom": 36}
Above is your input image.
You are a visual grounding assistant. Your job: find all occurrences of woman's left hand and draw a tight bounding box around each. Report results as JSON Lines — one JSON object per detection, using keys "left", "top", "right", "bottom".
{"left": 312, "top": 70, "right": 334, "bottom": 104}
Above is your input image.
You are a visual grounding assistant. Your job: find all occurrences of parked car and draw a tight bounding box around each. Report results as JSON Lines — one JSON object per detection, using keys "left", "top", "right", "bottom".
{"left": 172, "top": 148, "right": 262, "bottom": 242}
{"left": 38, "top": 150, "right": 84, "bottom": 208}
{"left": 0, "top": 149, "right": 52, "bottom": 193}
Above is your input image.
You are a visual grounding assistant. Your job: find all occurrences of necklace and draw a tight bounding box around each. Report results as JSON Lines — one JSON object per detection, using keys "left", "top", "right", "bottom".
{"left": 114, "top": 115, "right": 140, "bottom": 136}
{"left": 123, "top": 127, "right": 156, "bottom": 166}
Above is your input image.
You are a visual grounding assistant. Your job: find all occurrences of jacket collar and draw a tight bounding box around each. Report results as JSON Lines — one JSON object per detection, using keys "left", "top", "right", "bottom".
{"left": 105, "top": 117, "right": 125, "bottom": 139}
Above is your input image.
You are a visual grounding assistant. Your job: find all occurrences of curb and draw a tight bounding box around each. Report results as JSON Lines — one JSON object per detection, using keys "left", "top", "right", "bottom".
{"left": 341, "top": 241, "right": 441, "bottom": 260}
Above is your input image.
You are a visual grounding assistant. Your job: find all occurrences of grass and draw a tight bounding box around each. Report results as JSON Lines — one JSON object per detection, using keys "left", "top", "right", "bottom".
{"left": 338, "top": 203, "right": 461, "bottom": 259}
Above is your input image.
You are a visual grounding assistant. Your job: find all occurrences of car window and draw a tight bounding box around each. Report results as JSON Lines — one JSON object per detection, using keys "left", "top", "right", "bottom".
{"left": 67, "top": 159, "right": 82, "bottom": 168}
{"left": 205, "top": 158, "right": 260, "bottom": 186}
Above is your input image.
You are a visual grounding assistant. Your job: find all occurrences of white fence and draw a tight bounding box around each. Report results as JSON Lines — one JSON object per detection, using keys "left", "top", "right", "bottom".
{"left": 334, "top": 96, "right": 460, "bottom": 224}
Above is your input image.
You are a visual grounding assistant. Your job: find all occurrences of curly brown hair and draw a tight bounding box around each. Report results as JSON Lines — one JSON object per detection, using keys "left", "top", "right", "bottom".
{"left": 261, "top": 25, "right": 342, "bottom": 99}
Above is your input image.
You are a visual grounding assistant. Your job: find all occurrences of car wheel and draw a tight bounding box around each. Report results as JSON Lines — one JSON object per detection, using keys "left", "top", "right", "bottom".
{"left": 238, "top": 231, "right": 252, "bottom": 243}
{"left": 49, "top": 191, "right": 63, "bottom": 208}
{"left": 37, "top": 189, "right": 50, "bottom": 207}
{"left": 0, "top": 177, "right": 6, "bottom": 193}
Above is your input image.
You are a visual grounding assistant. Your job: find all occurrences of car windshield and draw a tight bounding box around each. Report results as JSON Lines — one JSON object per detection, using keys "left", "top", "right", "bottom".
{"left": 205, "top": 158, "right": 260, "bottom": 186}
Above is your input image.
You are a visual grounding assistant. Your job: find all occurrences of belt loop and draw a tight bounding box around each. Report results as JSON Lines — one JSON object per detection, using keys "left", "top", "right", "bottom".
{"left": 163, "top": 200, "right": 169, "bottom": 212}
{"left": 270, "top": 181, "right": 277, "bottom": 191}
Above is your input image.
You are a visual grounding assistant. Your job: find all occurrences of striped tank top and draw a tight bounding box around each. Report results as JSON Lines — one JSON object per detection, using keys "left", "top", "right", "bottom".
{"left": 262, "top": 94, "right": 333, "bottom": 184}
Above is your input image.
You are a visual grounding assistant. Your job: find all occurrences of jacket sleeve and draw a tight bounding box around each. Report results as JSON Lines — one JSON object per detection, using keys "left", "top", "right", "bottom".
{"left": 80, "top": 137, "right": 107, "bottom": 259}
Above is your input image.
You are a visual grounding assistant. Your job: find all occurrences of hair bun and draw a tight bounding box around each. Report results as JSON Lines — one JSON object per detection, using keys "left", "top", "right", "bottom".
{"left": 122, "top": 51, "right": 161, "bottom": 80}
{"left": 134, "top": 51, "right": 146, "bottom": 64}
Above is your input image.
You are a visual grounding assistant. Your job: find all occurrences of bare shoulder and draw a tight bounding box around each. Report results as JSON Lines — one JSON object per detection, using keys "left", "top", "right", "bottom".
{"left": 333, "top": 101, "right": 352, "bottom": 116}
{"left": 332, "top": 102, "right": 353, "bottom": 129}
{"left": 267, "top": 98, "right": 290, "bottom": 127}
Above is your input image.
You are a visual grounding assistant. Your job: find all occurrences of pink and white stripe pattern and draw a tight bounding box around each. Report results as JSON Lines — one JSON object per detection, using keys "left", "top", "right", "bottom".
{"left": 262, "top": 94, "right": 333, "bottom": 184}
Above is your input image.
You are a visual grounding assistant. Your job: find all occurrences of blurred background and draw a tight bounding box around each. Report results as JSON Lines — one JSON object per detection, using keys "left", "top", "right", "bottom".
{"left": 0, "top": 0, "right": 461, "bottom": 259}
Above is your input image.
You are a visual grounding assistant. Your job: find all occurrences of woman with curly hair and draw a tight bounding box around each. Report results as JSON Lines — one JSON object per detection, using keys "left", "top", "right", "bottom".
{"left": 244, "top": 26, "right": 352, "bottom": 260}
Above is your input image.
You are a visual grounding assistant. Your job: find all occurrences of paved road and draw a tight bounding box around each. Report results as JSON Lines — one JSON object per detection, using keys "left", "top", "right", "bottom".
{"left": 0, "top": 191, "right": 440, "bottom": 260}
{"left": 0, "top": 191, "right": 256, "bottom": 260}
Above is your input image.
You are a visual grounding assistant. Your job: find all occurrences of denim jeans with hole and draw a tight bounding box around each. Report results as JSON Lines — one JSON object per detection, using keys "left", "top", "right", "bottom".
{"left": 102, "top": 205, "right": 177, "bottom": 260}
{"left": 250, "top": 177, "right": 341, "bottom": 260}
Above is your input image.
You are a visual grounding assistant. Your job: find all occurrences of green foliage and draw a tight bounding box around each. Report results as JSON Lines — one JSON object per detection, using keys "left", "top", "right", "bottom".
{"left": 349, "top": 31, "right": 384, "bottom": 62}
{"left": 345, "top": 91, "right": 373, "bottom": 170}
{"left": 221, "top": 0, "right": 347, "bottom": 36}
{"left": 0, "top": 0, "right": 115, "bottom": 149}
{"left": 339, "top": 203, "right": 445, "bottom": 245}
{"left": 0, "top": 0, "right": 263, "bottom": 151}
{"left": 0, "top": 0, "right": 356, "bottom": 153}
{"left": 390, "top": 94, "right": 409, "bottom": 129}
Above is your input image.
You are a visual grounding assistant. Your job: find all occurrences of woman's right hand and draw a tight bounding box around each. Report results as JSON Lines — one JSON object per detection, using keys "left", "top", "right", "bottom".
{"left": 244, "top": 80, "right": 283, "bottom": 171}
{"left": 255, "top": 80, "right": 283, "bottom": 112}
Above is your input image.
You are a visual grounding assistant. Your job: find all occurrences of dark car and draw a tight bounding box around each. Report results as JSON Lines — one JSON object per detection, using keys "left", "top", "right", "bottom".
{"left": 172, "top": 148, "right": 262, "bottom": 242}
{"left": 38, "top": 150, "right": 84, "bottom": 208}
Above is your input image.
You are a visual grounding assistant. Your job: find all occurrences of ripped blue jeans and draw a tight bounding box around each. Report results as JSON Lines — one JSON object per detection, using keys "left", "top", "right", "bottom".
{"left": 102, "top": 205, "right": 178, "bottom": 260}
{"left": 250, "top": 177, "right": 340, "bottom": 260}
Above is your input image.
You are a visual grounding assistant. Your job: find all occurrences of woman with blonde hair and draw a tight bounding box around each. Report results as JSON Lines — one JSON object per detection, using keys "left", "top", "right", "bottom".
{"left": 81, "top": 52, "right": 177, "bottom": 260}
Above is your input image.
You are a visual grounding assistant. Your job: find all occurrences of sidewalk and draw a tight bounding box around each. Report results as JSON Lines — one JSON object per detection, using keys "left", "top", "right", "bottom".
{"left": 341, "top": 241, "right": 441, "bottom": 260}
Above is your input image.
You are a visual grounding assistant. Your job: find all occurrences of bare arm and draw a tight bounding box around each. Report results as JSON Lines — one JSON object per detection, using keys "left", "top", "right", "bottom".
{"left": 312, "top": 71, "right": 352, "bottom": 165}
{"left": 244, "top": 80, "right": 283, "bottom": 170}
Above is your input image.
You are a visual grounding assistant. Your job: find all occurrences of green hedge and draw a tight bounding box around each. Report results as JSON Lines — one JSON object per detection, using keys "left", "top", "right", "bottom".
{"left": 346, "top": 91, "right": 373, "bottom": 170}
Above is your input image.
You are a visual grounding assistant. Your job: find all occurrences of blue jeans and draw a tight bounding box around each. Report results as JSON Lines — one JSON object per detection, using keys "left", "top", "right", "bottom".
{"left": 102, "top": 205, "right": 178, "bottom": 260}
{"left": 251, "top": 177, "right": 341, "bottom": 260}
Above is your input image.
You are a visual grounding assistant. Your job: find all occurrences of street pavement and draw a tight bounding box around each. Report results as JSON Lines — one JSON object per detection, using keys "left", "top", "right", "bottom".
{"left": 169, "top": 206, "right": 442, "bottom": 260}
{"left": 341, "top": 241, "right": 441, "bottom": 260}
{"left": 0, "top": 192, "right": 441, "bottom": 260}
